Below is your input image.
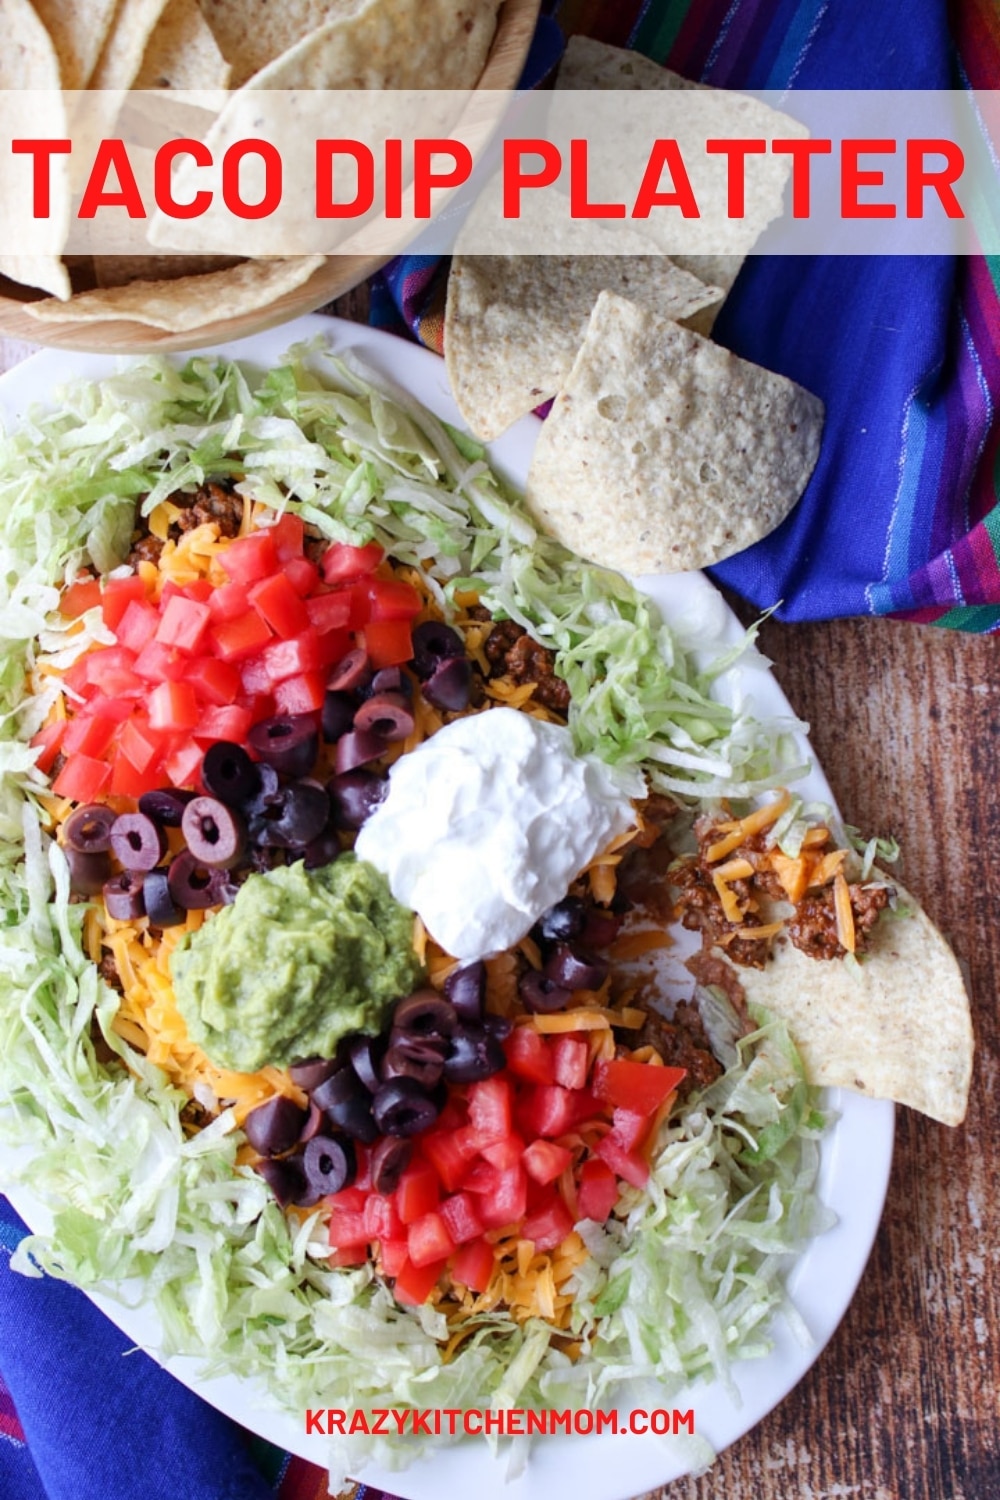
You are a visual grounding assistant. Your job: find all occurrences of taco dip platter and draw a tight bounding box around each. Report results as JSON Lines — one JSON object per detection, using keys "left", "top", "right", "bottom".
{"left": 0, "top": 314, "right": 975, "bottom": 1500}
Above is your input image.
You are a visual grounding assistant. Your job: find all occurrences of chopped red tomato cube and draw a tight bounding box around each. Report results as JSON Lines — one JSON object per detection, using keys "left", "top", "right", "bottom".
{"left": 162, "top": 736, "right": 204, "bottom": 789}
{"left": 249, "top": 572, "right": 309, "bottom": 638}
{"left": 273, "top": 671, "right": 326, "bottom": 716}
{"left": 132, "top": 639, "right": 187, "bottom": 684}
{"left": 591, "top": 1059, "right": 687, "bottom": 1117}
{"left": 467, "top": 1076, "right": 513, "bottom": 1146}
{"left": 59, "top": 575, "right": 102, "bottom": 619}
{"left": 438, "top": 1192, "right": 484, "bottom": 1245}
{"left": 119, "top": 716, "right": 163, "bottom": 773}
{"left": 477, "top": 1165, "right": 528, "bottom": 1230}
{"left": 610, "top": 1107, "right": 650, "bottom": 1153}
{"left": 109, "top": 751, "right": 165, "bottom": 798}
{"left": 184, "top": 656, "right": 240, "bottom": 706}
{"left": 407, "top": 1210, "right": 454, "bottom": 1268}
{"left": 30, "top": 721, "right": 66, "bottom": 774}
{"left": 522, "top": 1194, "right": 575, "bottom": 1252}
{"left": 593, "top": 1132, "right": 649, "bottom": 1189}
{"left": 515, "top": 1084, "right": 580, "bottom": 1140}
{"left": 192, "top": 705, "right": 253, "bottom": 743}
{"left": 281, "top": 557, "right": 320, "bottom": 596}
{"left": 101, "top": 575, "right": 146, "bottom": 631}
{"left": 52, "top": 753, "right": 111, "bottom": 802}
{"left": 269, "top": 512, "right": 305, "bottom": 561}
{"left": 327, "top": 1208, "right": 369, "bottom": 1252}
{"left": 479, "top": 1132, "right": 525, "bottom": 1171}
{"left": 577, "top": 1159, "right": 621, "bottom": 1224}
{"left": 207, "top": 580, "right": 250, "bottom": 623}
{"left": 304, "top": 592, "right": 352, "bottom": 634}
{"left": 361, "top": 617, "right": 413, "bottom": 670}
{"left": 395, "top": 1161, "right": 439, "bottom": 1225}
{"left": 392, "top": 1254, "right": 447, "bottom": 1306}
{"left": 85, "top": 646, "right": 143, "bottom": 698}
{"left": 62, "top": 712, "right": 116, "bottom": 760}
{"left": 218, "top": 531, "right": 278, "bottom": 586}
{"left": 210, "top": 611, "right": 273, "bottom": 663}
{"left": 320, "top": 540, "right": 383, "bottom": 585}
{"left": 450, "top": 1237, "right": 495, "bottom": 1294}
{"left": 522, "top": 1139, "right": 573, "bottom": 1187}
{"left": 379, "top": 1237, "right": 409, "bottom": 1277}
{"left": 366, "top": 577, "right": 422, "bottom": 621}
{"left": 155, "top": 595, "right": 212, "bottom": 655}
{"left": 149, "top": 681, "right": 200, "bottom": 733}
{"left": 362, "top": 1193, "right": 404, "bottom": 1243}
{"left": 114, "top": 599, "right": 160, "bottom": 655}
{"left": 420, "top": 1129, "right": 479, "bottom": 1194}
{"left": 503, "top": 1025, "right": 555, "bottom": 1086}
{"left": 262, "top": 630, "right": 322, "bottom": 683}
{"left": 549, "top": 1034, "right": 589, "bottom": 1091}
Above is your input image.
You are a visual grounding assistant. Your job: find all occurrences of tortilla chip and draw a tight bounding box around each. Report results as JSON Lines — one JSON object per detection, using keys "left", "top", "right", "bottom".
{"left": 557, "top": 34, "right": 704, "bottom": 93}
{"left": 732, "top": 877, "right": 974, "bottom": 1126}
{"left": 32, "top": 0, "right": 121, "bottom": 88}
{"left": 669, "top": 254, "right": 746, "bottom": 296}
{"left": 134, "top": 0, "right": 231, "bottom": 89}
{"left": 198, "top": 0, "right": 367, "bottom": 88}
{"left": 525, "top": 291, "right": 824, "bottom": 576}
{"left": 0, "top": 0, "right": 72, "bottom": 298}
{"left": 445, "top": 253, "right": 723, "bottom": 441}
{"left": 93, "top": 254, "right": 243, "bottom": 287}
{"left": 24, "top": 254, "right": 325, "bottom": 330}
{"left": 90, "top": 0, "right": 174, "bottom": 88}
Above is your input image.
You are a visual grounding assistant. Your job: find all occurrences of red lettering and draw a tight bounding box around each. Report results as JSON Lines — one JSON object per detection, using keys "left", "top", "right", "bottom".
{"left": 304, "top": 1409, "right": 326, "bottom": 1435}
{"left": 673, "top": 1408, "right": 696, "bottom": 1435}
{"left": 906, "top": 138, "right": 964, "bottom": 218}
{"left": 385, "top": 138, "right": 402, "bottom": 219}
{"left": 154, "top": 138, "right": 212, "bottom": 218}
{"left": 410, "top": 1408, "right": 433, "bottom": 1436}
{"left": 78, "top": 140, "right": 145, "bottom": 219}
{"left": 369, "top": 1408, "right": 389, "bottom": 1434}
{"left": 413, "top": 139, "right": 472, "bottom": 218}
{"left": 705, "top": 137, "right": 766, "bottom": 218}
{"left": 346, "top": 1409, "right": 368, "bottom": 1434}
{"left": 569, "top": 139, "right": 625, "bottom": 218}
{"left": 770, "top": 137, "right": 832, "bottom": 217}
{"left": 841, "top": 138, "right": 896, "bottom": 219}
{"left": 221, "top": 139, "right": 281, "bottom": 219}
{"left": 11, "top": 139, "right": 71, "bottom": 218}
{"left": 502, "top": 138, "right": 562, "bottom": 217}
{"left": 315, "top": 140, "right": 374, "bottom": 218}
{"left": 631, "top": 139, "right": 700, "bottom": 219}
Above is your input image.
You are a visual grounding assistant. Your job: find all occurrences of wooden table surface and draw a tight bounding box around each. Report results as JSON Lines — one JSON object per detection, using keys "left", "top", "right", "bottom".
{"left": 2, "top": 301, "right": 996, "bottom": 1500}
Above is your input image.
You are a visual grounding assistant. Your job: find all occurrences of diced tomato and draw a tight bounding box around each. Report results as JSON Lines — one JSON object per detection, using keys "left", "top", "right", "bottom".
{"left": 362, "top": 1193, "right": 404, "bottom": 1243}
{"left": 361, "top": 617, "right": 413, "bottom": 670}
{"left": 515, "top": 1084, "right": 581, "bottom": 1140}
{"left": 522, "top": 1139, "right": 573, "bottom": 1187}
{"left": 379, "top": 1237, "right": 409, "bottom": 1277}
{"left": 61, "top": 657, "right": 95, "bottom": 700}
{"left": 503, "top": 1025, "right": 555, "bottom": 1086}
{"left": 181, "top": 579, "right": 214, "bottom": 604}
{"left": 315, "top": 628, "right": 351, "bottom": 669}
{"left": 395, "top": 1161, "right": 439, "bottom": 1225}
{"left": 467, "top": 1076, "right": 512, "bottom": 1147}
{"left": 210, "top": 611, "right": 273, "bottom": 662}
{"left": 218, "top": 530, "right": 278, "bottom": 587}
{"left": 262, "top": 630, "right": 322, "bottom": 683}
{"left": 326, "top": 1186, "right": 368, "bottom": 1214}
{"left": 83, "top": 693, "right": 134, "bottom": 723}
{"left": 192, "top": 705, "right": 253, "bottom": 743}
{"left": 281, "top": 557, "right": 320, "bottom": 596}
{"left": 162, "top": 736, "right": 204, "bottom": 789}
{"left": 591, "top": 1059, "right": 687, "bottom": 1117}
{"left": 366, "top": 577, "right": 422, "bottom": 622}
{"left": 133, "top": 638, "right": 188, "bottom": 684}
{"left": 273, "top": 671, "right": 326, "bottom": 715}
{"left": 438, "top": 1191, "right": 484, "bottom": 1245}
{"left": 479, "top": 1132, "right": 525, "bottom": 1171}
{"left": 30, "top": 721, "right": 66, "bottom": 774}
{"left": 85, "top": 646, "right": 143, "bottom": 698}
{"left": 149, "top": 681, "right": 199, "bottom": 733}
{"left": 320, "top": 540, "right": 383, "bottom": 586}
{"left": 304, "top": 591, "right": 352, "bottom": 634}
{"left": 392, "top": 1254, "right": 447, "bottom": 1306}
{"left": 577, "top": 1158, "right": 620, "bottom": 1224}
{"left": 461, "top": 1160, "right": 498, "bottom": 1196}
{"left": 51, "top": 753, "right": 111, "bottom": 802}
{"left": 184, "top": 656, "right": 240, "bottom": 706}
{"left": 239, "top": 654, "right": 272, "bottom": 696}
{"left": 522, "top": 1193, "right": 575, "bottom": 1253}
{"left": 477, "top": 1165, "right": 528, "bottom": 1230}
{"left": 62, "top": 712, "right": 116, "bottom": 759}
{"left": 420, "top": 1129, "right": 479, "bottom": 1194}
{"left": 60, "top": 575, "right": 103, "bottom": 619}
{"left": 109, "top": 750, "right": 165, "bottom": 797}
{"left": 101, "top": 575, "right": 147, "bottom": 631}
{"left": 610, "top": 1107, "right": 650, "bottom": 1153}
{"left": 155, "top": 594, "right": 212, "bottom": 656}
{"left": 119, "top": 716, "right": 164, "bottom": 773}
{"left": 593, "top": 1132, "right": 649, "bottom": 1189}
{"left": 327, "top": 1208, "right": 369, "bottom": 1253}
{"left": 207, "top": 580, "right": 250, "bottom": 623}
{"left": 329, "top": 1244, "right": 368, "bottom": 1268}
{"left": 352, "top": 1146, "right": 373, "bottom": 1193}
{"left": 549, "top": 1034, "right": 589, "bottom": 1091}
{"left": 269, "top": 512, "right": 305, "bottom": 561}
{"left": 112, "top": 599, "right": 159, "bottom": 655}
{"left": 407, "top": 1210, "right": 454, "bottom": 1268}
{"left": 249, "top": 572, "right": 310, "bottom": 638}
{"left": 450, "top": 1237, "right": 495, "bottom": 1293}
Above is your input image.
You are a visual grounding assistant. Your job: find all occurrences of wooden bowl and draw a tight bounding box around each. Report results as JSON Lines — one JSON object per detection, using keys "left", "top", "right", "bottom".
{"left": 0, "top": 0, "right": 542, "bottom": 354}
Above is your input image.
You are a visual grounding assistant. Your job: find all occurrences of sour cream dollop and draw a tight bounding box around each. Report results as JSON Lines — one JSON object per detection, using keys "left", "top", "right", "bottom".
{"left": 354, "top": 707, "right": 644, "bottom": 963}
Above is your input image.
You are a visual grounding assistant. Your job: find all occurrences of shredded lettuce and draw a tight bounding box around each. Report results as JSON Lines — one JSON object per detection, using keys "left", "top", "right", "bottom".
{"left": 0, "top": 345, "right": 832, "bottom": 1477}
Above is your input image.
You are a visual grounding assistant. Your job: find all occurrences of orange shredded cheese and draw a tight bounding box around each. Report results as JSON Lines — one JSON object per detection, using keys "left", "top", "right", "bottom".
{"left": 711, "top": 857, "right": 754, "bottom": 924}
{"left": 834, "top": 871, "right": 856, "bottom": 953}
{"left": 705, "top": 791, "right": 791, "bottom": 862}
{"left": 608, "top": 928, "right": 672, "bottom": 961}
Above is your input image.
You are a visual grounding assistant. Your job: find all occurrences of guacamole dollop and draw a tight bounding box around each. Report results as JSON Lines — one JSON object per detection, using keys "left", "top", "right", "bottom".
{"left": 170, "top": 856, "right": 423, "bottom": 1073}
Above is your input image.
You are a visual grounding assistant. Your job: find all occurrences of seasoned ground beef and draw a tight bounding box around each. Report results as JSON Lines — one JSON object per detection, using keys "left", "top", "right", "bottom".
{"left": 787, "top": 882, "right": 891, "bottom": 960}
{"left": 127, "top": 533, "right": 164, "bottom": 569}
{"left": 629, "top": 1001, "right": 722, "bottom": 1096}
{"left": 174, "top": 480, "right": 244, "bottom": 538}
{"left": 685, "top": 949, "right": 750, "bottom": 1019}
{"left": 483, "top": 620, "right": 571, "bottom": 714}
{"left": 670, "top": 857, "right": 770, "bottom": 968}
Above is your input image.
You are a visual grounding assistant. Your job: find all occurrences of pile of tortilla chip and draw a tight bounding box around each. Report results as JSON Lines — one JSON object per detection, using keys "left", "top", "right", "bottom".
{"left": 0, "top": 0, "right": 502, "bottom": 331}
{"left": 444, "top": 36, "right": 826, "bottom": 576}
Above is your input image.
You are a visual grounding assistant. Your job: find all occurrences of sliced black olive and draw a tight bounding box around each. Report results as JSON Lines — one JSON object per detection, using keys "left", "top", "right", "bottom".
{"left": 411, "top": 620, "right": 464, "bottom": 680}
{"left": 251, "top": 781, "right": 330, "bottom": 849}
{"left": 544, "top": 944, "right": 609, "bottom": 992}
{"left": 244, "top": 1095, "right": 308, "bottom": 1157}
{"left": 138, "top": 788, "right": 197, "bottom": 827}
{"left": 353, "top": 692, "right": 415, "bottom": 742}
{"left": 110, "top": 812, "right": 167, "bottom": 873}
{"left": 209, "top": 869, "right": 240, "bottom": 906}
{"left": 392, "top": 989, "right": 457, "bottom": 1040}
{"left": 65, "top": 847, "right": 111, "bottom": 896}
{"left": 422, "top": 655, "right": 472, "bottom": 712}
{"left": 299, "top": 1100, "right": 325, "bottom": 1145}
{"left": 382, "top": 1037, "right": 445, "bottom": 1090}
{"left": 580, "top": 909, "right": 621, "bottom": 948}
{"left": 248, "top": 714, "right": 319, "bottom": 778}
{"left": 327, "top": 648, "right": 372, "bottom": 694}
{"left": 334, "top": 728, "right": 389, "bottom": 775}
{"left": 442, "top": 962, "right": 485, "bottom": 1022}
{"left": 181, "top": 796, "right": 247, "bottom": 869}
{"left": 255, "top": 1154, "right": 307, "bottom": 1209}
{"left": 483, "top": 1012, "right": 513, "bottom": 1041}
{"left": 63, "top": 803, "right": 116, "bottom": 854}
{"left": 302, "top": 828, "right": 341, "bottom": 870}
{"left": 347, "top": 1033, "right": 383, "bottom": 1093}
{"left": 200, "top": 742, "right": 260, "bottom": 807}
{"left": 442, "top": 1023, "right": 506, "bottom": 1084}
{"left": 518, "top": 970, "right": 572, "bottom": 1014}
{"left": 537, "top": 896, "right": 586, "bottom": 944}
{"left": 370, "top": 1136, "right": 412, "bottom": 1195}
{"left": 328, "top": 770, "right": 388, "bottom": 830}
{"left": 288, "top": 1056, "right": 342, "bottom": 1093}
{"left": 303, "top": 1135, "right": 356, "bottom": 1199}
{"left": 371, "top": 1077, "right": 440, "bottom": 1137}
{"left": 321, "top": 690, "right": 355, "bottom": 743}
{"left": 103, "top": 870, "right": 146, "bottom": 921}
{"left": 312, "top": 1068, "right": 378, "bottom": 1143}
{"left": 142, "top": 869, "right": 184, "bottom": 928}
{"left": 369, "top": 667, "right": 413, "bottom": 700}
{"left": 167, "top": 850, "right": 221, "bottom": 910}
